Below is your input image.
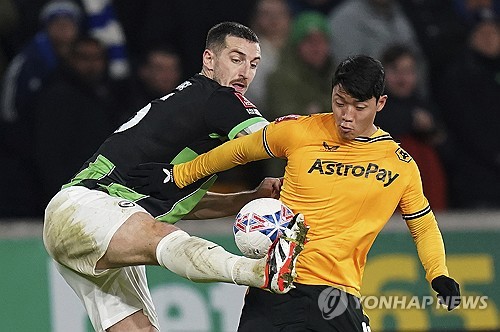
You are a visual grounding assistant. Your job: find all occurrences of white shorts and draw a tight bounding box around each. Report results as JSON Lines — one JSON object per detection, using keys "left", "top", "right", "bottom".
{"left": 43, "top": 186, "right": 160, "bottom": 331}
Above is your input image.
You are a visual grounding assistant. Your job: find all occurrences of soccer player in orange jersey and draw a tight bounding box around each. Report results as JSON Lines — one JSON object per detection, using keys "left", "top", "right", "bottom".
{"left": 129, "top": 55, "right": 460, "bottom": 331}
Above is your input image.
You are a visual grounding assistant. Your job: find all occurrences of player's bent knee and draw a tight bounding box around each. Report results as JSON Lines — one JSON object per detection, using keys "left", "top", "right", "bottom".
{"left": 97, "top": 212, "right": 180, "bottom": 269}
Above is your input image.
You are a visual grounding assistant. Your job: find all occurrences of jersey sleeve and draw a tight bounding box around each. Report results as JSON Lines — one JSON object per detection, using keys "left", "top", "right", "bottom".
{"left": 400, "top": 161, "right": 449, "bottom": 282}
{"left": 174, "top": 129, "right": 271, "bottom": 188}
{"left": 203, "top": 89, "right": 268, "bottom": 139}
{"left": 263, "top": 115, "right": 306, "bottom": 159}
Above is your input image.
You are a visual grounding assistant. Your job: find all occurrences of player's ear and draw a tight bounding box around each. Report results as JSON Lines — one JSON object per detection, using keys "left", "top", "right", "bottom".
{"left": 376, "top": 95, "right": 388, "bottom": 113}
{"left": 202, "top": 49, "right": 215, "bottom": 71}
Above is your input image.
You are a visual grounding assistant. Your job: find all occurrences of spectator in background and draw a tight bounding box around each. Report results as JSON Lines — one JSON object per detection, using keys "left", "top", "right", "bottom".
{"left": 264, "top": 11, "right": 335, "bottom": 178}
{"left": 0, "top": 0, "right": 82, "bottom": 217}
{"left": 267, "top": 11, "right": 334, "bottom": 119}
{"left": 438, "top": 7, "right": 500, "bottom": 209}
{"left": 327, "top": 0, "right": 429, "bottom": 97}
{"left": 1, "top": 0, "right": 82, "bottom": 124}
{"left": 123, "top": 45, "right": 182, "bottom": 118}
{"left": 34, "top": 36, "right": 117, "bottom": 208}
{"left": 246, "top": 0, "right": 291, "bottom": 112}
{"left": 378, "top": 44, "right": 449, "bottom": 211}
{"left": 399, "top": 0, "right": 467, "bottom": 98}
{"left": 80, "top": 0, "right": 130, "bottom": 80}
{"left": 137, "top": 0, "right": 256, "bottom": 79}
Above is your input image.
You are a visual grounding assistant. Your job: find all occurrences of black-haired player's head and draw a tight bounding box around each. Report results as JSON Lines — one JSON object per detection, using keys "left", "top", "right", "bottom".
{"left": 206, "top": 22, "right": 259, "bottom": 53}
{"left": 331, "top": 55, "right": 387, "bottom": 141}
{"left": 332, "top": 55, "right": 385, "bottom": 102}
{"left": 201, "top": 22, "right": 261, "bottom": 95}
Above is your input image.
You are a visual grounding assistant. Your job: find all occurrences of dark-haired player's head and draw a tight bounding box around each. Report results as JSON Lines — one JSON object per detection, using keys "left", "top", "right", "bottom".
{"left": 332, "top": 55, "right": 385, "bottom": 102}
{"left": 202, "top": 22, "right": 261, "bottom": 95}
{"left": 206, "top": 22, "right": 259, "bottom": 53}
{"left": 331, "top": 55, "right": 387, "bottom": 140}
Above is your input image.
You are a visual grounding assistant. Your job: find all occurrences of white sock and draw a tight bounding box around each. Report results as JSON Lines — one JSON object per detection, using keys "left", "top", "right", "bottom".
{"left": 155, "top": 230, "right": 266, "bottom": 287}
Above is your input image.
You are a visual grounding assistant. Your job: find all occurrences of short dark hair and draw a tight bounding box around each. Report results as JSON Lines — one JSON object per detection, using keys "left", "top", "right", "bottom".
{"left": 205, "top": 22, "right": 259, "bottom": 54}
{"left": 332, "top": 55, "right": 385, "bottom": 102}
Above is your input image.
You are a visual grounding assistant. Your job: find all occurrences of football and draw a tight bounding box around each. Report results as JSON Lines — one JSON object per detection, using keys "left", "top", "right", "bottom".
{"left": 233, "top": 198, "right": 294, "bottom": 259}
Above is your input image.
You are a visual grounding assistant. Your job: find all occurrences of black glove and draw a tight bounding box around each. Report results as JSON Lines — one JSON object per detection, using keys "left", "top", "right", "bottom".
{"left": 431, "top": 275, "right": 461, "bottom": 311}
{"left": 127, "top": 163, "right": 178, "bottom": 199}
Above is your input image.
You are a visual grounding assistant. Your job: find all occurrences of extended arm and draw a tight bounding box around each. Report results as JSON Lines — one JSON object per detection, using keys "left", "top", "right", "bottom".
{"left": 174, "top": 129, "right": 270, "bottom": 188}
{"left": 406, "top": 215, "right": 448, "bottom": 281}
{"left": 183, "top": 177, "right": 281, "bottom": 219}
{"left": 406, "top": 214, "right": 460, "bottom": 310}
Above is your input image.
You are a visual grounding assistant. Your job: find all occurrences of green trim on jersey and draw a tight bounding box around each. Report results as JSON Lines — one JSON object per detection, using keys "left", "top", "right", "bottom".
{"left": 62, "top": 154, "right": 115, "bottom": 189}
{"left": 62, "top": 154, "right": 148, "bottom": 201}
{"left": 171, "top": 147, "right": 199, "bottom": 164}
{"left": 61, "top": 149, "right": 218, "bottom": 224}
{"left": 160, "top": 146, "right": 218, "bottom": 223}
{"left": 155, "top": 174, "right": 217, "bottom": 223}
{"left": 100, "top": 183, "right": 147, "bottom": 201}
{"left": 228, "top": 117, "right": 266, "bottom": 139}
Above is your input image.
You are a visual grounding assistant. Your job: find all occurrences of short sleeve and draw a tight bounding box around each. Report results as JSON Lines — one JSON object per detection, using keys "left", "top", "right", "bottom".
{"left": 203, "top": 89, "right": 268, "bottom": 139}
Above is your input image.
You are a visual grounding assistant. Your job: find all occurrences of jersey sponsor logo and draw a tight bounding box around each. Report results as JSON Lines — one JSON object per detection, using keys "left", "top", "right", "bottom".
{"left": 234, "top": 92, "right": 257, "bottom": 108}
{"left": 322, "top": 142, "right": 339, "bottom": 152}
{"left": 307, "top": 159, "right": 400, "bottom": 187}
{"left": 274, "top": 114, "right": 300, "bottom": 123}
{"left": 395, "top": 147, "right": 412, "bottom": 163}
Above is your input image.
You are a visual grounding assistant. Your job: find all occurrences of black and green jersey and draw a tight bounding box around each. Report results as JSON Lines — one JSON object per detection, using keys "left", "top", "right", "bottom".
{"left": 63, "top": 74, "right": 268, "bottom": 223}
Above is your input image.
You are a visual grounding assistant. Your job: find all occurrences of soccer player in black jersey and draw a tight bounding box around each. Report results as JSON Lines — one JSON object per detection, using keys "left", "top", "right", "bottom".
{"left": 43, "top": 22, "right": 308, "bottom": 331}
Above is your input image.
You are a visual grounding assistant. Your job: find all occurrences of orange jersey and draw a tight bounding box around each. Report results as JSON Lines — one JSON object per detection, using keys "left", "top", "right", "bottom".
{"left": 175, "top": 113, "right": 449, "bottom": 297}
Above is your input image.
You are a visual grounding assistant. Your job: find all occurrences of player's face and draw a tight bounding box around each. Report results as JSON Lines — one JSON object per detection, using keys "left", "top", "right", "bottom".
{"left": 331, "top": 85, "right": 387, "bottom": 140}
{"left": 204, "top": 36, "right": 261, "bottom": 94}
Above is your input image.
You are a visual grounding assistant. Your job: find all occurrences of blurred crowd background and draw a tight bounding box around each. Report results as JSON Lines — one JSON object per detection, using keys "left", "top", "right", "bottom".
{"left": 0, "top": 0, "right": 499, "bottom": 219}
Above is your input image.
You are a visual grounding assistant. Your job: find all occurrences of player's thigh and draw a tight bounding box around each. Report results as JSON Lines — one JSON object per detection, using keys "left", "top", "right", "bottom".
{"left": 301, "top": 284, "right": 370, "bottom": 332}
{"left": 98, "top": 210, "right": 180, "bottom": 268}
{"left": 238, "top": 287, "right": 309, "bottom": 331}
{"left": 43, "top": 186, "right": 150, "bottom": 275}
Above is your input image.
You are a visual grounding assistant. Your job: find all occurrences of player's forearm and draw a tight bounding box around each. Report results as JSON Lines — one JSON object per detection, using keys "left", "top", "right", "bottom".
{"left": 174, "top": 130, "right": 269, "bottom": 188}
{"left": 183, "top": 190, "right": 262, "bottom": 219}
{"left": 406, "top": 214, "right": 449, "bottom": 282}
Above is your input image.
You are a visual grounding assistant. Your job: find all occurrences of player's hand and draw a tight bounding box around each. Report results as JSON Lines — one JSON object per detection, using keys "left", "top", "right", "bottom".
{"left": 431, "top": 275, "right": 461, "bottom": 310}
{"left": 127, "top": 163, "right": 179, "bottom": 199}
{"left": 254, "top": 177, "right": 282, "bottom": 199}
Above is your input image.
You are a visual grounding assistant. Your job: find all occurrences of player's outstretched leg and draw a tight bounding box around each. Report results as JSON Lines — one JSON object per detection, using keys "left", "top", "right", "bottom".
{"left": 262, "top": 213, "right": 309, "bottom": 294}
{"left": 155, "top": 215, "right": 308, "bottom": 294}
